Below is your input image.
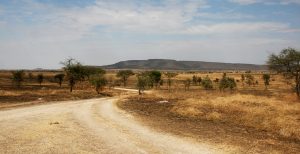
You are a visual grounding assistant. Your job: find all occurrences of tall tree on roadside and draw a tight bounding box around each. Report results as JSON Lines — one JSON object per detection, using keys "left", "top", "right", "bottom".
{"left": 61, "top": 58, "right": 85, "bottom": 92}
{"left": 268, "top": 48, "right": 300, "bottom": 96}
{"left": 54, "top": 73, "right": 65, "bottom": 87}
{"left": 11, "top": 70, "right": 25, "bottom": 88}
{"left": 116, "top": 70, "right": 134, "bottom": 87}
{"left": 37, "top": 74, "right": 44, "bottom": 86}
{"left": 164, "top": 72, "right": 178, "bottom": 92}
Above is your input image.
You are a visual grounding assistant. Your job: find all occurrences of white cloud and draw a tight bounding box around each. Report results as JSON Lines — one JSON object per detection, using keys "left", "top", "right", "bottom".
{"left": 182, "top": 22, "right": 290, "bottom": 35}
{"left": 0, "top": 0, "right": 300, "bottom": 69}
{"left": 2, "top": 0, "right": 297, "bottom": 44}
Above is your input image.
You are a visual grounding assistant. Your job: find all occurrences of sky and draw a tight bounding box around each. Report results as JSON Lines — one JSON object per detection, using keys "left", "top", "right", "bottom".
{"left": 0, "top": 0, "right": 300, "bottom": 69}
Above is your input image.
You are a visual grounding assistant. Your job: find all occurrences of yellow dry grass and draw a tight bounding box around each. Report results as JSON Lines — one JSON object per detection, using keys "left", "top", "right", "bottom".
{"left": 152, "top": 90, "right": 300, "bottom": 141}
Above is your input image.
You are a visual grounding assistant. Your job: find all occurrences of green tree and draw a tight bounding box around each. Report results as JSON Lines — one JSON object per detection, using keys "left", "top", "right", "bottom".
{"left": 192, "top": 75, "right": 198, "bottom": 85}
{"left": 136, "top": 73, "right": 148, "bottom": 95}
{"left": 11, "top": 70, "right": 25, "bottom": 88}
{"left": 268, "top": 48, "right": 300, "bottom": 96}
{"left": 241, "top": 74, "right": 245, "bottom": 86}
{"left": 219, "top": 73, "right": 236, "bottom": 91}
{"left": 197, "top": 77, "right": 202, "bottom": 85}
{"left": 82, "top": 66, "right": 105, "bottom": 80}
{"left": 116, "top": 70, "right": 134, "bottom": 87}
{"left": 54, "top": 73, "right": 65, "bottom": 87}
{"left": 201, "top": 76, "right": 213, "bottom": 90}
{"left": 61, "top": 58, "right": 85, "bottom": 92}
{"left": 37, "top": 73, "right": 44, "bottom": 86}
{"left": 148, "top": 70, "right": 162, "bottom": 88}
{"left": 245, "top": 74, "right": 255, "bottom": 86}
{"left": 164, "top": 72, "right": 178, "bottom": 92}
{"left": 90, "top": 75, "right": 107, "bottom": 94}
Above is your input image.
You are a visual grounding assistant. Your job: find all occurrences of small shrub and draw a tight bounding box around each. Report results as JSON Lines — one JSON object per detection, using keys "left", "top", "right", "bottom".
{"left": 201, "top": 76, "right": 213, "bottom": 90}
{"left": 11, "top": 70, "right": 25, "bottom": 88}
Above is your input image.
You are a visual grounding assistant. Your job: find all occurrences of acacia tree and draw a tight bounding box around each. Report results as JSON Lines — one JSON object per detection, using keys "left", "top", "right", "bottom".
{"left": 90, "top": 75, "right": 107, "bottom": 94}
{"left": 37, "top": 74, "right": 44, "bottom": 86}
{"left": 82, "top": 66, "right": 105, "bottom": 80}
{"left": 201, "top": 76, "right": 213, "bottom": 90}
{"left": 54, "top": 73, "right": 65, "bottom": 87}
{"left": 11, "top": 70, "right": 25, "bottom": 88}
{"left": 262, "top": 74, "right": 271, "bottom": 89}
{"left": 219, "top": 73, "right": 236, "bottom": 91}
{"left": 164, "top": 72, "right": 178, "bottom": 92}
{"left": 61, "top": 58, "right": 85, "bottom": 92}
{"left": 148, "top": 70, "right": 162, "bottom": 89}
{"left": 116, "top": 70, "right": 134, "bottom": 87}
{"left": 192, "top": 75, "right": 198, "bottom": 85}
{"left": 241, "top": 74, "right": 245, "bottom": 86}
{"left": 136, "top": 73, "right": 148, "bottom": 95}
{"left": 268, "top": 48, "right": 300, "bottom": 96}
{"left": 245, "top": 74, "right": 255, "bottom": 86}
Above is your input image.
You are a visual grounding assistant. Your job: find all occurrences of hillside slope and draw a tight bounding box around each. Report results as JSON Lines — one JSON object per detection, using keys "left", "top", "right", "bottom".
{"left": 101, "top": 59, "right": 267, "bottom": 70}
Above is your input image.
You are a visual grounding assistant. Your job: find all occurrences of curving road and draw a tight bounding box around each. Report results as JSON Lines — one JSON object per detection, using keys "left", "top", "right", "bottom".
{"left": 0, "top": 97, "right": 227, "bottom": 153}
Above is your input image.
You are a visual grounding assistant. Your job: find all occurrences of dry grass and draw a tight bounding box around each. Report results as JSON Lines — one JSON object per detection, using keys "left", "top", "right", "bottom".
{"left": 169, "top": 93, "right": 300, "bottom": 141}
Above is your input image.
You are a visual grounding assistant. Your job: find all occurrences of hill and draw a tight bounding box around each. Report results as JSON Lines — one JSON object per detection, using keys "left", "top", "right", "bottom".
{"left": 100, "top": 59, "right": 267, "bottom": 71}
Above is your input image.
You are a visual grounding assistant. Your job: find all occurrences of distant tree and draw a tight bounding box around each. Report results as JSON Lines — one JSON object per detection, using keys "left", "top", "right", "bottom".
{"left": 219, "top": 73, "right": 236, "bottom": 91}
{"left": 241, "top": 74, "right": 245, "bottom": 86}
{"left": 54, "top": 73, "right": 65, "bottom": 87}
{"left": 61, "top": 58, "right": 85, "bottom": 92}
{"left": 148, "top": 70, "right": 162, "bottom": 88}
{"left": 116, "top": 70, "right": 134, "bottom": 87}
{"left": 268, "top": 48, "right": 300, "bottom": 96}
{"left": 37, "top": 74, "right": 44, "bottom": 86}
{"left": 159, "top": 79, "right": 164, "bottom": 86}
{"left": 164, "top": 72, "right": 178, "bottom": 92}
{"left": 201, "top": 76, "right": 213, "bottom": 90}
{"left": 28, "top": 72, "right": 34, "bottom": 81}
{"left": 107, "top": 75, "right": 114, "bottom": 89}
{"left": 90, "top": 75, "right": 107, "bottom": 94}
{"left": 82, "top": 66, "right": 105, "bottom": 80}
{"left": 136, "top": 73, "right": 148, "bottom": 95}
{"left": 214, "top": 78, "right": 220, "bottom": 83}
{"left": 184, "top": 78, "right": 191, "bottom": 91}
{"left": 197, "top": 77, "right": 202, "bottom": 85}
{"left": 245, "top": 74, "right": 255, "bottom": 86}
{"left": 192, "top": 75, "right": 198, "bottom": 85}
{"left": 11, "top": 70, "right": 25, "bottom": 88}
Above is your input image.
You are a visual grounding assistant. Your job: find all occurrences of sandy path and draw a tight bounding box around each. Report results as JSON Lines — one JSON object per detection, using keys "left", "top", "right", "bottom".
{"left": 0, "top": 97, "right": 226, "bottom": 153}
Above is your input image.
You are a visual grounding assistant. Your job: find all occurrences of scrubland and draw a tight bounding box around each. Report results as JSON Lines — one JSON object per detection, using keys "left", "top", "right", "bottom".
{"left": 118, "top": 71, "right": 300, "bottom": 153}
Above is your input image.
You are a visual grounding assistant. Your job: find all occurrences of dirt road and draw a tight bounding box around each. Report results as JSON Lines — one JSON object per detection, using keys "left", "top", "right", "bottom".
{"left": 0, "top": 97, "right": 228, "bottom": 153}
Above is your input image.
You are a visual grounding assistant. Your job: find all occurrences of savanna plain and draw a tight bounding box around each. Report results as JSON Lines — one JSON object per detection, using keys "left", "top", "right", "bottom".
{"left": 0, "top": 69, "right": 299, "bottom": 153}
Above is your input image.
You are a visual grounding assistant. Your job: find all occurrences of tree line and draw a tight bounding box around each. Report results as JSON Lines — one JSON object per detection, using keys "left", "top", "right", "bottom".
{"left": 10, "top": 47, "right": 300, "bottom": 97}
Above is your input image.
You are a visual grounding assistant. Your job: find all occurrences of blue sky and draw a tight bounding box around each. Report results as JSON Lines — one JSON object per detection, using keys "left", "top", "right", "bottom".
{"left": 0, "top": 0, "right": 300, "bottom": 69}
